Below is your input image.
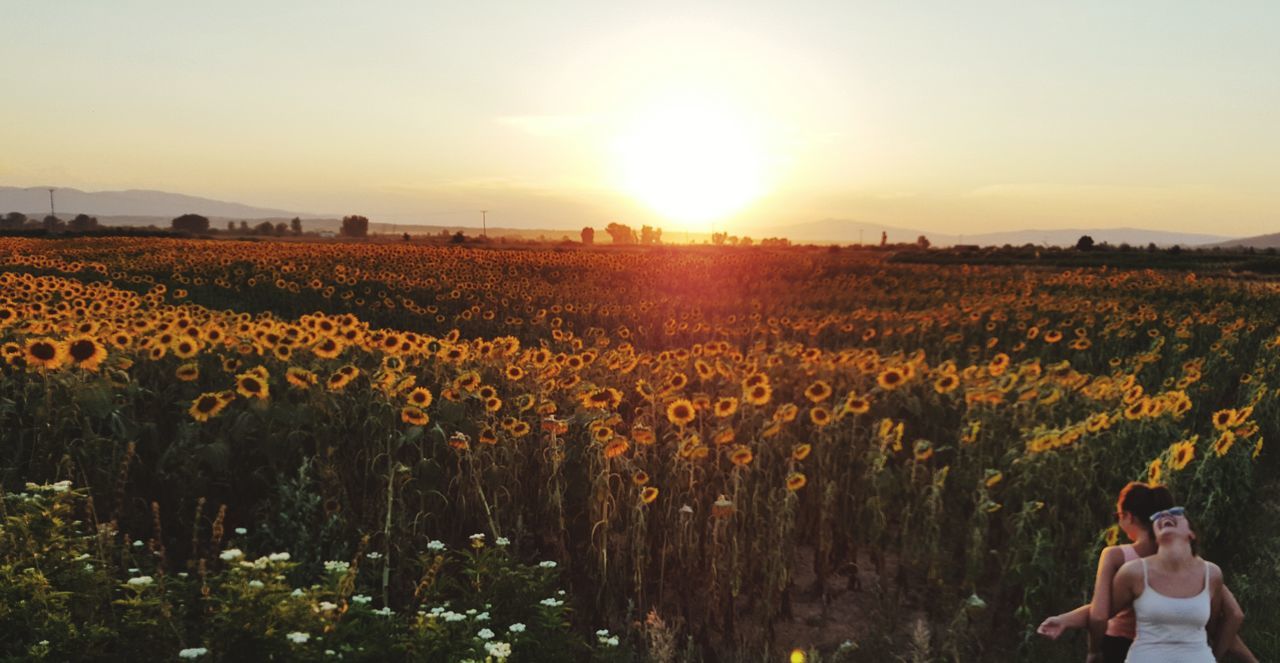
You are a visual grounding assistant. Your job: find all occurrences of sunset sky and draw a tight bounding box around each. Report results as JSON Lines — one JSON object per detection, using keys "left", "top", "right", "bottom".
{"left": 3, "top": 1, "right": 1278, "bottom": 235}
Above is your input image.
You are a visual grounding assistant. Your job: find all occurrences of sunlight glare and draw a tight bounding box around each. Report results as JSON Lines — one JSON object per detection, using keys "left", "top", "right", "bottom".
{"left": 612, "top": 95, "right": 770, "bottom": 229}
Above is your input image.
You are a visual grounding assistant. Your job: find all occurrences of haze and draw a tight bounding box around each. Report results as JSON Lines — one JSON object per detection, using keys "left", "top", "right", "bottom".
{"left": 2, "top": 1, "right": 1278, "bottom": 235}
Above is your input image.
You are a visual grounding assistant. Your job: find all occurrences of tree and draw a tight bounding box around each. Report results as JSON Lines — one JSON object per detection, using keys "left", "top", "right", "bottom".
{"left": 239, "top": 221, "right": 250, "bottom": 233}
{"left": 880, "top": 231, "right": 887, "bottom": 247}
{"left": 291, "top": 217, "right": 303, "bottom": 235}
{"left": 171, "top": 214, "right": 210, "bottom": 234}
{"left": 916, "top": 235, "right": 931, "bottom": 249}
{"left": 227, "top": 220, "right": 236, "bottom": 232}
{"left": 605, "top": 222, "right": 637, "bottom": 244}
{"left": 402, "top": 232, "right": 411, "bottom": 242}
{"left": 340, "top": 215, "right": 369, "bottom": 238}
{"left": 1, "top": 212, "right": 28, "bottom": 229}
{"left": 275, "top": 222, "right": 289, "bottom": 235}
{"left": 581, "top": 227, "right": 594, "bottom": 245}
{"left": 254, "top": 221, "right": 275, "bottom": 235}
{"left": 712, "top": 232, "right": 727, "bottom": 246}
{"left": 43, "top": 215, "right": 65, "bottom": 232}
{"left": 740, "top": 236, "right": 754, "bottom": 247}
{"left": 450, "top": 231, "right": 467, "bottom": 244}
{"left": 68, "top": 214, "right": 99, "bottom": 231}
{"left": 641, "top": 225, "right": 662, "bottom": 245}
{"left": 1076, "top": 235, "right": 1095, "bottom": 251}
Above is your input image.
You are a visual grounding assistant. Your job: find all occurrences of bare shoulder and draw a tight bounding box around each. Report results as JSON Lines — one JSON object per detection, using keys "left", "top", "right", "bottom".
{"left": 1115, "top": 558, "right": 1143, "bottom": 582}
{"left": 1098, "top": 545, "right": 1125, "bottom": 568}
{"left": 1205, "top": 560, "right": 1224, "bottom": 587}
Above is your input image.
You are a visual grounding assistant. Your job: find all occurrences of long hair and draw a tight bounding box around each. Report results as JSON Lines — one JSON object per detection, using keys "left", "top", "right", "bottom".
{"left": 1116, "top": 482, "right": 1175, "bottom": 539}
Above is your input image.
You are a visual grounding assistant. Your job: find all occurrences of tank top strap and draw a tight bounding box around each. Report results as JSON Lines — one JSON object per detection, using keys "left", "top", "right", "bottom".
{"left": 1202, "top": 560, "right": 1210, "bottom": 594}
{"left": 1120, "top": 544, "right": 1139, "bottom": 562}
{"left": 1140, "top": 558, "right": 1149, "bottom": 587}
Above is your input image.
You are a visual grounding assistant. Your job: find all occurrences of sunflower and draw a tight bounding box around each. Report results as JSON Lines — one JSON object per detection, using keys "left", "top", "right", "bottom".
{"left": 390, "top": 384, "right": 428, "bottom": 409}
{"left": 326, "top": 369, "right": 356, "bottom": 392}
{"left": 23, "top": 337, "right": 66, "bottom": 370}
{"left": 640, "top": 486, "right": 659, "bottom": 504}
{"left": 933, "top": 373, "right": 959, "bottom": 395}
{"left": 505, "top": 364, "right": 525, "bottom": 381}
{"left": 189, "top": 392, "right": 229, "bottom": 422}
{"left": 1253, "top": 438, "right": 1263, "bottom": 460}
{"left": 713, "top": 426, "right": 735, "bottom": 446}
{"left": 1104, "top": 524, "right": 1121, "bottom": 547}
{"left": 448, "top": 432, "right": 471, "bottom": 451}
{"left": 1043, "top": 330, "right": 1063, "bottom": 344}
{"left": 744, "top": 383, "right": 772, "bottom": 406}
{"left": 65, "top": 335, "right": 108, "bottom": 371}
{"left": 666, "top": 399, "right": 696, "bottom": 427}
{"left": 841, "top": 393, "right": 871, "bottom": 416}
{"left": 632, "top": 470, "right": 650, "bottom": 486}
{"left": 912, "top": 439, "right": 934, "bottom": 462}
{"left": 286, "top": 366, "right": 318, "bottom": 388}
{"left": 603, "top": 438, "right": 630, "bottom": 459}
{"left": 632, "top": 425, "right": 656, "bottom": 445}
{"left": 785, "top": 472, "right": 807, "bottom": 492}
{"left": 1212, "top": 430, "right": 1236, "bottom": 457}
{"left": 235, "top": 372, "right": 269, "bottom": 400}
{"left": 713, "top": 397, "right": 739, "bottom": 418}
{"left": 876, "top": 367, "right": 905, "bottom": 390}
{"left": 809, "top": 406, "right": 832, "bottom": 427}
{"left": 581, "top": 387, "right": 622, "bottom": 410}
{"left": 729, "top": 446, "right": 754, "bottom": 467}
{"left": 1169, "top": 438, "right": 1196, "bottom": 470}
{"left": 792, "top": 443, "right": 812, "bottom": 462}
{"left": 401, "top": 406, "right": 429, "bottom": 426}
{"left": 172, "top": 338, "right": 201, "bottom": 359}
{"left": 175, "top": 362, "right": 200, "bottom": 382}
{"left": 1147, "top": 457, "right": 1163, "bottom": 485}
{"left": 804, "top": 380, "right": 833, "bottom": 403}
{"left": 312, "top": 337, "right": 345, "bottom": 359}
{"left": 478, "top": 427, "right": 498, "bottom": 445}
{"left": 983, "top": 470, "right": 1003, "bottom": 488}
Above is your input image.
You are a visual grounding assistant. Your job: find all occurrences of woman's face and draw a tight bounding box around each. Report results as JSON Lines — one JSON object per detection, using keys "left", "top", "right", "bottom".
{"left": 1153, "top": 511, "right": 1193, "bottom": 542}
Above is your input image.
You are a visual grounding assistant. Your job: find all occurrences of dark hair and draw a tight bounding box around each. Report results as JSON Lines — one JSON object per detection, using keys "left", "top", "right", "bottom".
{"left": 1116, "top": 482, "right": 1175, "bottom": 538}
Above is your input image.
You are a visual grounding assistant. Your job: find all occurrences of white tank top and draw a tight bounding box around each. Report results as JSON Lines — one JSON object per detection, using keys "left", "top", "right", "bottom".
{"left": 1126, "top": 558, "right": 1213, "bottom": 662}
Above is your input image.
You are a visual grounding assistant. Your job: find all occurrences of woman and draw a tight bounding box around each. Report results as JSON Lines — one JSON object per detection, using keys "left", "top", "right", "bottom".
{"left": 1110, "top": 506, "right": 1240, "bottom": 661}
{"left": 1036, "top": 484, "right": 1253, "bottom": 662}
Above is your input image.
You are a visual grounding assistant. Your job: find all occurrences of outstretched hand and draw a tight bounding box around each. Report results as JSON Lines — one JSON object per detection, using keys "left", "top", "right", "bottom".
{"left": 1036, "top": 615, "right": 1066, "bottom": 640}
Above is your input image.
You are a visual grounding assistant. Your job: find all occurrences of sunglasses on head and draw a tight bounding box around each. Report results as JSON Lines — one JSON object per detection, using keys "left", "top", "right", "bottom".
{"left": 1149, "top": 506, "right": 1186, "bottom": 523}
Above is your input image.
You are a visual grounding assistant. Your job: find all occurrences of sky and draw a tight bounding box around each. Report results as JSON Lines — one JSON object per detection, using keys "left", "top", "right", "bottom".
{"left": 2, "top": 1, "right": 1278, "bottom": 235}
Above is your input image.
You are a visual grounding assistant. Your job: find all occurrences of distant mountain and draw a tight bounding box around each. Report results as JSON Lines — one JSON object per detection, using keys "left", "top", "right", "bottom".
{"left": 1203, "top": 232, "right": 1280, "bottom": 249}
{"left": 743, "top": 219, "right": 1237, "bottom": 248}
{"left": 0, "top": 186, "right": 318, "bottom": 219}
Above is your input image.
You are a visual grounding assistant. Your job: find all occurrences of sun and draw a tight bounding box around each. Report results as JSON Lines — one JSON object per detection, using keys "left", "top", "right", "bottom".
{"left": 612, "top": 96, "right": 770, "bottom": 229}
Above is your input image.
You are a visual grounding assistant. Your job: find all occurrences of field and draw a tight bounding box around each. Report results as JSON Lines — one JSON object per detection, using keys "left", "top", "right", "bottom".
{"left": 2, "top": 237, "right": 1277, "bottom": 661}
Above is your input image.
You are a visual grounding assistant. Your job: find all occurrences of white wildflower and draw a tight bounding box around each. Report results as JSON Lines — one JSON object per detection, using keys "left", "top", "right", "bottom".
{"left": 323, "top": 560, "right": 350, "bottom": 574}
{"left": 477, "top": 628, "right": 495, "bottom": 640}
{"left": 508, "top": 623, "right": 526, "bottom": 633}
{"left": 178, "top": 647, "right": 209, "bottom": 659}
{"left": 286, "top": 631, "right": 310, "bottom": 644}
{"left": 248, "top": 580, "right": 265, "bottom": 589}
{"left": 426, "top": 540, "right": 446, "bottom": 552}
{"left": 219, "top": 548, "right": 244, "bottom": 562}
{"left": 268, "top": 552, "right": 290, "bottom": 562}
{"left": 484, "top": 641, "right": 512, "bottom": 659}
{"left": 126, "top": 576, "right": 153, "bottom": 588}
{"left": 351, "top": 594, "right": 372, "bottom": 605}
{"left": 538, "top": 560, "right": 557, "bottom": 569}
{"left": 234, "top": 527, "right": 247, "bottom": 535}
{"left": 495, "top": 536, "right": 510, "bottom": 546}
{"left": 318, "top": 601, "right": 338, "bottom": 612}
{"left": 365, "top": 551, "right": 382, "bottom": 560}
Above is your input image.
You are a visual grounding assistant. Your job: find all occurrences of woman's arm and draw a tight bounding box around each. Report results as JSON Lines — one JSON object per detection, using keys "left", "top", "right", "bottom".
{"left": 1036, "top": 603, "right": 1090, "bottom": 639}
{"left": 1219, "top": 585, "right": 1256, "bottom": 663}
{"left": 1087, "top": 548, "right": 1123, "bottom": 655}
{"left": 1110, "top": 561, "right": 1138, "bottom": 618}
{"left": 1209, "top": 564, "right": 1242, "bottom": 661}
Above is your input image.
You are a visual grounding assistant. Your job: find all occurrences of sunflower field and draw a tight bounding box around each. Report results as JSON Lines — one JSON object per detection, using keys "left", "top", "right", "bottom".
{"left": 1, "top": 237, "right": 1277, "bottom": 661}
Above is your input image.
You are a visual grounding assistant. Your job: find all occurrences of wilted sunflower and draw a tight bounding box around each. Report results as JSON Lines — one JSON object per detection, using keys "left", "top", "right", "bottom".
{"left": 23, "top": 337, "right": 66, "bottom": 370}
{"left": 983, "top": 469, "right": 1003, "bottom": 488}
{"left": 912, "top": 439, "right": 934, "bottom": 462}
{"left": 666, "top": 399, "right": 696, "bottom": 427}
{"left": 632, "top": 424, "right": 656, "bottom": 445}
{"left": 792, "top": 443, "right": 812, "bottom": 462}
{"left": 841, "top": 393, "right": 871, "bottom": 416}
{"left": 785, "top": 472, "right": 807, "bottom": 492}
{"left": 632, "top": 470, "right": 650, "bottom": 486}
{"left": 189, "top": 392, "right": 229, "bottom": 422}
{"left": 640, "top": 486, "right": 659, "bottom": 504}
{"left": 401, "top": 406, "right": 429, "bottom": 426}
{"left": 729, "top": 446, "right": 754, "bottom": 467}
{"left": 603, "top": 438, "right": 630, "bottom": 459}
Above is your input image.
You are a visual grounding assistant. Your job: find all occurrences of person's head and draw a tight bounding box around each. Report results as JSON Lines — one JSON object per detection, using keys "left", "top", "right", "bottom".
{"left": 1150, "top": 506, "right": 1197, "bottom": 553}
{"left": 1115, "top": 482, "right": 1175, "bottom": 541}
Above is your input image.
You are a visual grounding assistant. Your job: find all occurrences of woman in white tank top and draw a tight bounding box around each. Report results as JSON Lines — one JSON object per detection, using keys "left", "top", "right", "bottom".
{"left": 1110, "top": 507, "right": 1242, "bottom": 662}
